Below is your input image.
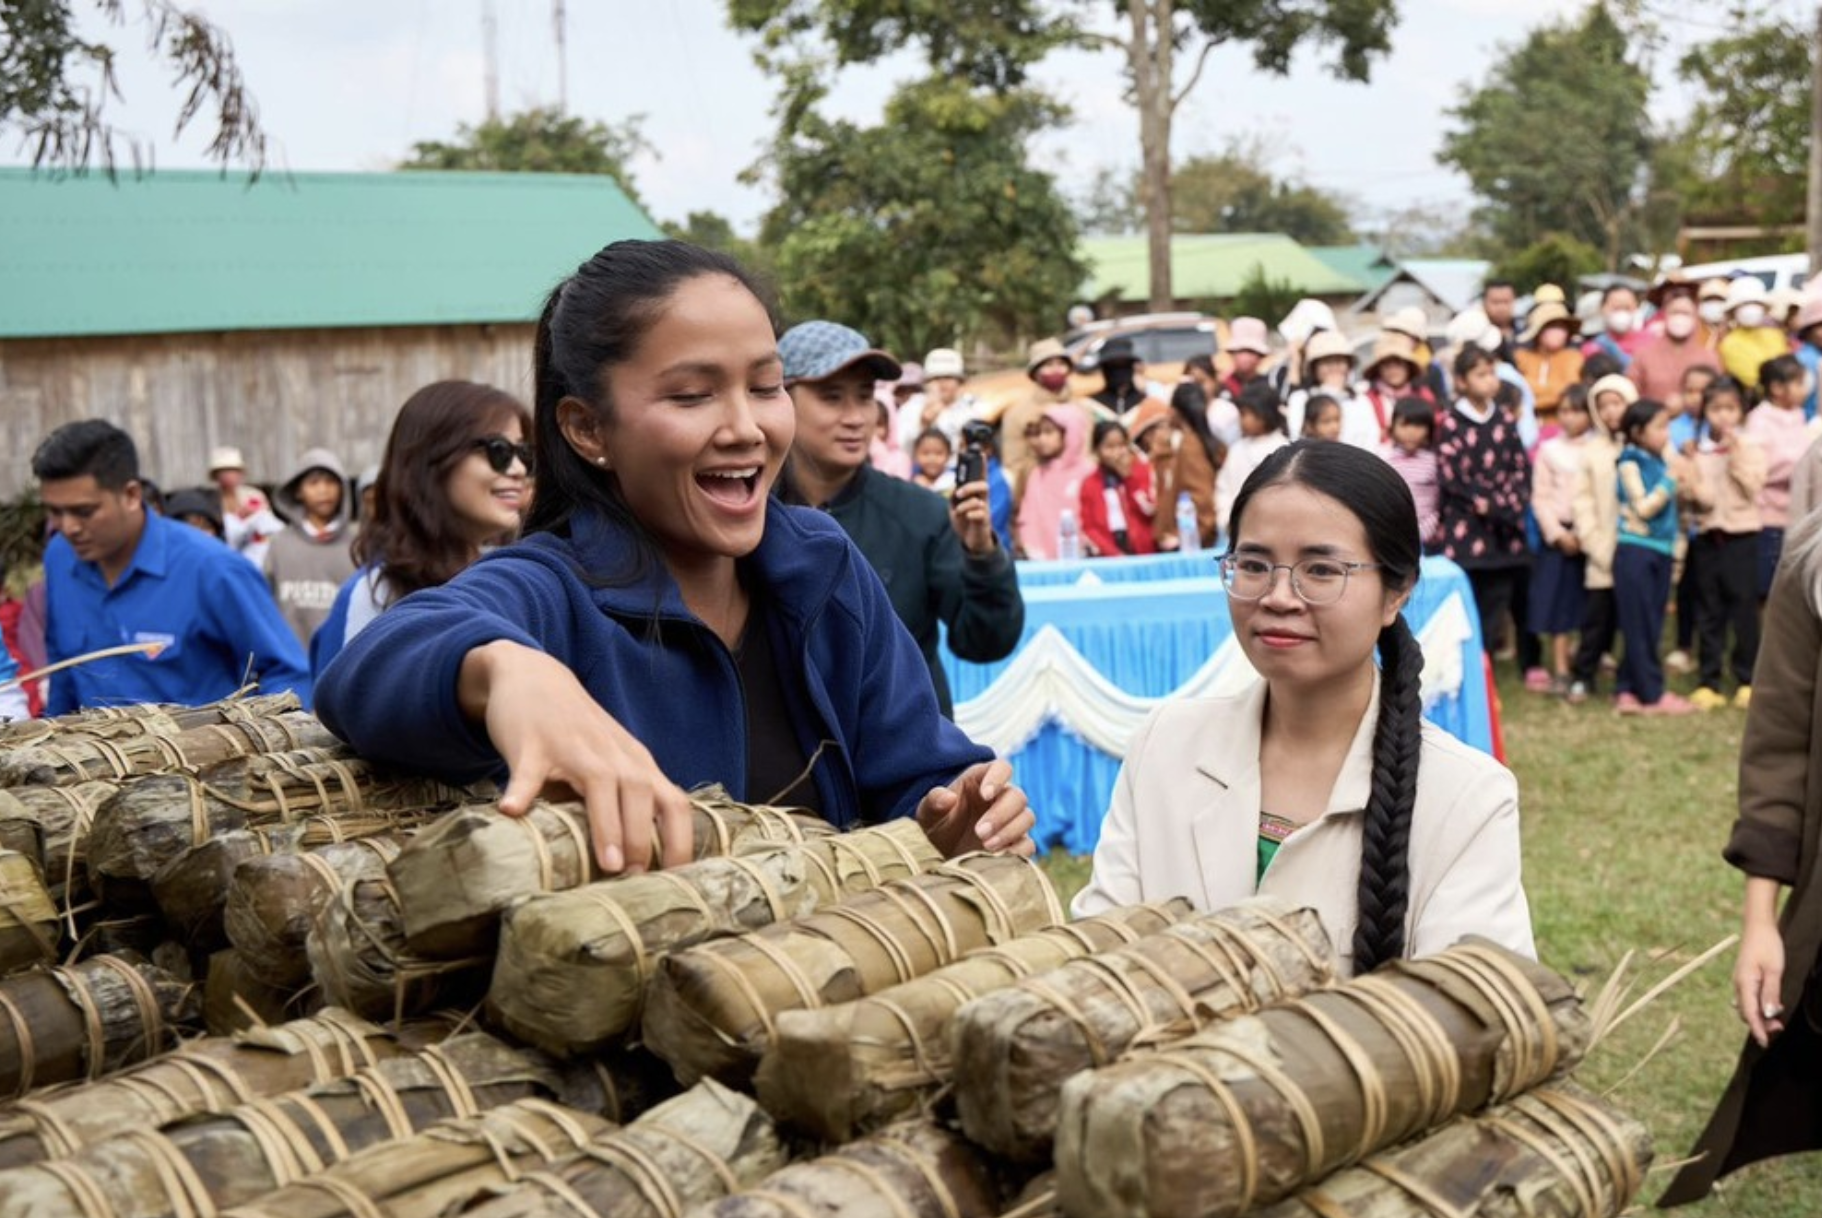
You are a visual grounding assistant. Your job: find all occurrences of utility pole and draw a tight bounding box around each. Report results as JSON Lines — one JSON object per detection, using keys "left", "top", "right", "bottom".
{"left": 553, "top": 0, "right": 569, "bottom": 115}
{"left": 1809, "top": 4, "right": 1822, "bottom": 276}
{"left": 482, "top": 0, "right": 501, "bottom": 122}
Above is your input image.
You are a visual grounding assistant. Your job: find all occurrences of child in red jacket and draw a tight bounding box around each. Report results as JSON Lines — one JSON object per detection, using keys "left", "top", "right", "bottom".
{"left": 1078, "top": 419, "right": 1158, "bottom": 556}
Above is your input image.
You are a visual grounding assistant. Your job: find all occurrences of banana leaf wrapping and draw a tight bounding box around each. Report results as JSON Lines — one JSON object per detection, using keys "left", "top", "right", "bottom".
{"left": 219, "top": 1097, "right": 617, "bottom": 1218}
{"left": 642, "top": 854, "right": 1065, "bottom": 1090}
{"left": 226, "top": 838, "right": 406, "bottom": 990}
{"left": 0, "top": 708, "right": 335, "bottom": 788}
{"left": 0, "top": 779, "right": 117, "bottom": 914}
{"left": 203, "top": 948, "right": 324, "bottom": 1035}
{"left": 1052, "top": 940, "right": 1592, "bottom": 1218}
{"left": 391, "top": 792, "right": 839, "bottom": 959}
{"left": 698, "top": 1119, "right": 1016, "bottom": 1218}
{"left": 0, "top": 1032, "right": 582, "bottom": 1218}
{"left": 756, "top": 900, "right": 1194, "bottom": 1143}
{"left": 0, "top": 850, "right": 58, "bottom": 975}
{"left": 155, "top": 816, "right": 438, "bottom": 960}
{"left": 487, "top": 820, "right": 943, "bottom": 1058}
{"left": 308, "top": 839, "right": 492, "bottom": 1023}
{"left": 1242, "top": 1081, "right": 1651, "bottom": 1218}
{"left": 0, "top": 952, "right": 200, "bottom": 1100}
{"left": 0, "top": 693, "right": 298, "bottom": 771}
{"left": 951, "top": 898, "right": 1336, "bottom": 1163}
{"left": 88, "top": 750, "right": 475, "bottom": 914}
{"left": 0, "top": 1008, "right": 455, "bottom": 1168}
{"left": 458, "top": 1079, "right": 787, "bottom": 1218}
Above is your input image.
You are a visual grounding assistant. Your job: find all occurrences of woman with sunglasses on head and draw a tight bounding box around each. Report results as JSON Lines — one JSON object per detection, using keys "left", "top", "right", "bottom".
{"left": 309, "top": 380, "right": 532, "bottom": 680}
{"left": 1074, "top": 441, "right": 1534, "bottom": 977}
{"left": 314, "top": 241, "right": 1035, "bottom": 874}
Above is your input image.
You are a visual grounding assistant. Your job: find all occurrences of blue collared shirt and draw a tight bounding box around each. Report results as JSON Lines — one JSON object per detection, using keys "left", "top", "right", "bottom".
{"left": 43, "top": 510, "right": 311, "bottom": 714}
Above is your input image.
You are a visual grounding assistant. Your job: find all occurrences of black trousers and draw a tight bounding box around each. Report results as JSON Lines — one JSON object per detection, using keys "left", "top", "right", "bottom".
{"left": 1692, "top": 530, "right": 1761, "bottom": 689}
{"left": 1467, "top": 567, "right": 1520, "bottom": 656}
{"left": 1571, "top": 587, "right": 1618, "bottom": 686}
{"left": 1510, "top": 560, "right": 1542, "bottom": 671}
{"left": 1675, "top": 538, "right": 1699, "bottom": 651}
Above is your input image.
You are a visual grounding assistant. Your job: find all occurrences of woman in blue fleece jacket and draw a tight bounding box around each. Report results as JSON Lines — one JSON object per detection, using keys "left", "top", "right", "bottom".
{"left": 315, "top": 240, "right": 1035, "bottom": 874}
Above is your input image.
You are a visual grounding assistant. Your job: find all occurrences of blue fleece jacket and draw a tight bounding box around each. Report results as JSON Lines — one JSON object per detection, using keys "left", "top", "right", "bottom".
{"left": 1615, "top": 444, "right": 1680, "bottom": 556}
{"left": 314, "top": 503, "right": 992, "bottom": 828}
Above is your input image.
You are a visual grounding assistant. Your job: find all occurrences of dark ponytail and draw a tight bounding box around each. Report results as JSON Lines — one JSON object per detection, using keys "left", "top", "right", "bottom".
{"left": 1353, "top": 614, "right": 1424, "bottom": 972}
{"left": 1226, "top": 440, "right": 1424, "bottom": 972}
{"left": 526, "top": 240, "right": 780, "bottom": 580}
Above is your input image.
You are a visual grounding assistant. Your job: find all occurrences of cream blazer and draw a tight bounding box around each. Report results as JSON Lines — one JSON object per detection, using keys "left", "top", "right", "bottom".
{"left": 1072, "top": 682, "right": 1535, "bottom": 977}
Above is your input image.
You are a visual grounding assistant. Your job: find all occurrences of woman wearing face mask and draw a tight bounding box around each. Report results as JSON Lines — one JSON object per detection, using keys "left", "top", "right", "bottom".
{"left": 1629, "top": 292, "right": 1718, "bottom": 406}
{"left": 1720, "top": 279, "right": 1794, "bottom": 393}
{"left": 1697, "top": 279, "right": 1732, "bottom": 347}
{"left": 1581, "top": 285, "right": 1651, "bottom": 371}
{"left": 999, "top": 338, "right": 1095, "bottom": 494}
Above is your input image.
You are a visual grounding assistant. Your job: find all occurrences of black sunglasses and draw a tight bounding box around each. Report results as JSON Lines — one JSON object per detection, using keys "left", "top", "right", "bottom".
{"left": 472, "top": 436, "right": 533, "bottom": 475}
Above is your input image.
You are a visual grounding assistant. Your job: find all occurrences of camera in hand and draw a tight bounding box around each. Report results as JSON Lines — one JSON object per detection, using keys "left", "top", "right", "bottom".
{"left": 956, "top": 421, "right": 995, "bottom": 488}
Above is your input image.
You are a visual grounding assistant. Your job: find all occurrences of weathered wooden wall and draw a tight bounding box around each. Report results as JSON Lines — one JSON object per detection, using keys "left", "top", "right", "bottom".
{"left": 0, "top": 324, "right": 538, "bottom": 499}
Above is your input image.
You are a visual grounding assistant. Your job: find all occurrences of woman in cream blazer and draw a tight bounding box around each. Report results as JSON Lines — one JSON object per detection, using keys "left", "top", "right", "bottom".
{"left": 1073, "top": 441, "right": 1535, "bottom": 978}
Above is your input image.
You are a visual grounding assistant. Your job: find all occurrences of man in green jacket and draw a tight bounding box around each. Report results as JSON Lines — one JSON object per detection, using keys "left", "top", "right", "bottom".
{"left": 779, "top": 321, "right": 1024, "bottom": 718}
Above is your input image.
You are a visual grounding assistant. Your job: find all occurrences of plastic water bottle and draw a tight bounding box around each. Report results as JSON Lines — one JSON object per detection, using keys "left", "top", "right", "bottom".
{"left": 1175, "top": 493, "right": 1201, "bottom": 553}
{"left": 1057, "top": 509, "right": 1082, "bottom": 561}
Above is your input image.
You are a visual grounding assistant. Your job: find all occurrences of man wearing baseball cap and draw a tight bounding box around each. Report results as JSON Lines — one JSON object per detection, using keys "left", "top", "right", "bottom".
{"left": 778, "top": 321, "right": 1023, "bottom": 718}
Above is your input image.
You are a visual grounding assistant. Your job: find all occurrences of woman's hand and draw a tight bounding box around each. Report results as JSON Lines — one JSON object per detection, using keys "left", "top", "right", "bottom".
{"left": 915, "top": 759, "right": 1037, "bottom": 858}
{"left": 459, "top": 640, "right": 695, "bottom": 875}
{"left": 950, "top": 481, "right": 998, "bottom": 556}
{"left": 1736, "top": 876, "right": 1787, "bottom": 1048}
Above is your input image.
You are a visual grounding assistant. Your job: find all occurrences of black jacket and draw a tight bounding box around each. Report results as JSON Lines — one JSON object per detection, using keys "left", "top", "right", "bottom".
{"left": 819, "top": 466, "right": 1024, "bottom": 717}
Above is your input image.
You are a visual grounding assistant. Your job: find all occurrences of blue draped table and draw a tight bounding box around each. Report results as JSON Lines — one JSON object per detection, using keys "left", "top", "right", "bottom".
{"left": 942, "top": 554, "right": 1490, "bottom": 855}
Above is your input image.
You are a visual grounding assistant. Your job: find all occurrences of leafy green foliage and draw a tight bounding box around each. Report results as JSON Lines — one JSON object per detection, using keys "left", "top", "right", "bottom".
{"left": 757, "top": 77, "right": 1084, "bottom": 356}
{"left": 1228, "top": 262, "right": 1303, "bottom": 325}
{"left": 1075, "top": 166, "right": 1144, "bottom": 236}
{"left": 1491, "top": 233, "right": 1605, "bottom": 296}
{"left": 400, "top": 107, "right": 651, "bottom": 206}
{"left": 1, "top": 0, "right": 266, "bottom": 174}
{"left": 663, "top": 210, "right": 774, "bottom": 279}
{"left": 1174, "top": 0, "right": 1396, "bottom": 81}
{"left": 1438, "top": 3, "right": 1653, "bottom": 268}
{"left": 1676, "top": 9, "right": 1809, "bottom": 227}
{"left": 1171, "top": 140, "right": 1354, "bottom": 243}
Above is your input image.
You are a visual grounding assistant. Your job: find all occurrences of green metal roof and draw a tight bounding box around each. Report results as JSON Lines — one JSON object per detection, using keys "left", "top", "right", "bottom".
{"left": 1082, "top": 233, "right": 1368, "bottom": 302}
{"left": 1307, "top": 243, "right": 1398, "bottom": 294}
{"left": 0, "top": 167, "right": 663, "bottom": 339}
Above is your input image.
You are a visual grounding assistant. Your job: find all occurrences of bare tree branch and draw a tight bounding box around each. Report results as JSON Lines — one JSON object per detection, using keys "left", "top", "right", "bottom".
{"left": 1169, "top": 36, "right": 1219, "bottom": 112}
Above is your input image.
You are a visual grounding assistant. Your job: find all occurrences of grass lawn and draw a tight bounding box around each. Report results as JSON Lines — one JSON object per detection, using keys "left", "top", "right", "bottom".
{"left": 1039, "top": 664, "right": 1822, "bottom": 1214}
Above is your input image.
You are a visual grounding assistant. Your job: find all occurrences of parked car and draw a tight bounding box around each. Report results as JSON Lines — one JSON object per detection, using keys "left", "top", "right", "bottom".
{"left": 1669, "top": 254, "right": 1809, "bottom": 295}
{"left": 967, "top": 313, "right": 1228, "bottom": 422}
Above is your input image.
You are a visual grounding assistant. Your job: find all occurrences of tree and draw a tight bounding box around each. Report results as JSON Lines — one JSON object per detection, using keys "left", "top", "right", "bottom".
{"left": 2, "top": 0, "right": 265, "bottom": 174}
{"left": 728, "top": 0, "right": 1396, "bottom": 312}
{"left": 400, "top": 107, "right": 651, "bottom": 206}
{"left": 1438, "top": 4, "right": 1653, "bottom": 271}
{"left": 1228, "top": 262, "right": 1302, "bottom": 325}
{"left": 757, "top": 77, "right": 1084, "bottom": 357}
{"left": 663, "top": 209, "right": 772, "bottom": 278}
{"left": 1082, "top": 0, "right": 1395, "bottom": 310}
{"left": 1170, "top": 139, "right": 1354, "bottom": 243}
{"left": 1675, "top": 8, "right": 1809, "bottom": 229}
{"left": 1490, "top": 234, "right": 1604, "bottom": 296}
{"left": 1075, "top": 166, "right": 1143, "bottom": 235}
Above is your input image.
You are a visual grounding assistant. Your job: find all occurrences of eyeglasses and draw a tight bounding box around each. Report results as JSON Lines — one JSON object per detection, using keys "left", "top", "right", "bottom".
{"left": 472, "top": 436, "right": 533, "bottom": 475}
{"left": 1217, "top": 554, "right": 1381, "bottom": 605}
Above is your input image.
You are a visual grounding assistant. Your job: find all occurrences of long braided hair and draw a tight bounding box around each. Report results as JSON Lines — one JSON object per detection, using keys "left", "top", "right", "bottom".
{"left": 1225, "top": 440, "right": 1425, "bottom": 973}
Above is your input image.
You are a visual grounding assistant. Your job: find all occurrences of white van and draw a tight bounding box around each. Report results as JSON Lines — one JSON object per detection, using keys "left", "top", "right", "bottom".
{"left": 1669, "top": 254, "right": 1810, "bottom": 294}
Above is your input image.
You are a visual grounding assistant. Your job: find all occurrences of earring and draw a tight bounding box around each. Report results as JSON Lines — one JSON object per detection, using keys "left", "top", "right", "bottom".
{"left": 595, "top": 457, "right": 608, "bottom": 467}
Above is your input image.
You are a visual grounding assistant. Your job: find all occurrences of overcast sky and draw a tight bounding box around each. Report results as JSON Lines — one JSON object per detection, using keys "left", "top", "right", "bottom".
{"left": 12, "top": 0, "right": 1765, "bottom": 234}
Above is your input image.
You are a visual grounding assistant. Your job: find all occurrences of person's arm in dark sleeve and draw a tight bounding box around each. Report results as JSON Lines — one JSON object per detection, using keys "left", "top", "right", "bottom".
{"left": 927, "top": 495, "right": 1024, "bottom": 665}
{"left": 838, "top": 541, "right": 996, "bottom": 823}
{"left": 314, "top": 553, "right": 573, "bottom": 782}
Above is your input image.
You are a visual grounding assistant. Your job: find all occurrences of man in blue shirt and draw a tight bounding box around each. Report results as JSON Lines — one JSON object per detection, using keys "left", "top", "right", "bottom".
{"left": 35, "top": 421, "right": 310, "bottom": 714}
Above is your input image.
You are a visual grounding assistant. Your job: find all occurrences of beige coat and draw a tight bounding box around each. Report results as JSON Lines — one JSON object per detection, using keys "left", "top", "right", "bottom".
{"left": 1571, "top": 430, "right": 1621, "bottom": 590}
{"left": 1072, "top": 681, "right": 1535, "bottom": 977}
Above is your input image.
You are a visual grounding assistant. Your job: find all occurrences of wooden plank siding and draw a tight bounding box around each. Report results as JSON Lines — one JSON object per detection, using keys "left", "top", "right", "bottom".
{"left": 0, "top": 324, "right": 537, "bottom": 498}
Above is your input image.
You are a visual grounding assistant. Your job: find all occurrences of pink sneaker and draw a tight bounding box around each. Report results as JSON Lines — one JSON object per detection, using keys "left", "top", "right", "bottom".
{"left": 1639, "top": 692, "right": 1699, "bottom": 716}
{"left": 1523, "top": 667, "right": 1553, "bottom": 693}
{"left": 1614, "top": 692, "right": 1643, "bottom": 714}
